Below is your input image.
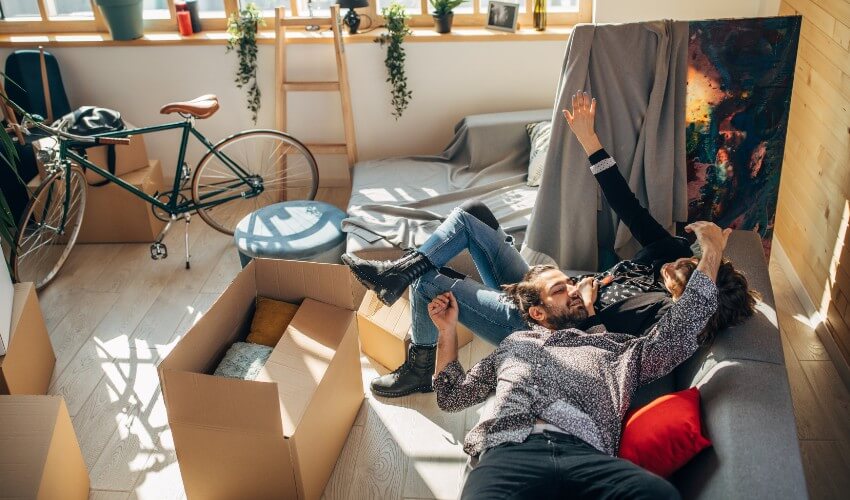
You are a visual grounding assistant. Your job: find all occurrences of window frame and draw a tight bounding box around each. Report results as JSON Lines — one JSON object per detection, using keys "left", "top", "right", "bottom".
{"left": 0, "top": 0, "right": 590, "bottom": 36}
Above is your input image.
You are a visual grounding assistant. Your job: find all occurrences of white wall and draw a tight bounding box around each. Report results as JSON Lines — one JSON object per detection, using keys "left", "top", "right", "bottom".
{"left": 0, "top": 41, "right": 567, "bottom": 185}
{"left": 0, "top": 0, "right": 781, "bottom": 185}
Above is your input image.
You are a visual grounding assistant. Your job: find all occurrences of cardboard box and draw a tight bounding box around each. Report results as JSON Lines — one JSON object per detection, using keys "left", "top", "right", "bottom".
{"left": 159, "top": 258, "right": 367, "bottom": 500}
{"left": 77, "top": 160, "right": 166, "bottom": 243}
{"left": 357, "top": 290, "right": 474, "bottom": 370}
{"left": 32, "top": 127, "right": 150, "bottom": 185}
{"left": 0, "top": 283, "right": 55, "bottom": 395}
{"left": 0, "top": 395, "right": 89, "bottom": 499}
{"left": 24, "top": 160, "right": 166, "bottom": 244}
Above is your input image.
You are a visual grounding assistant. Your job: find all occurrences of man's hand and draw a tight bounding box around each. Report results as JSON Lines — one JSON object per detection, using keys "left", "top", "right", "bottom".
{"left": 685, "top": 221, "right": 731, "bottom": 255}
{"left": 576, "top": 276, "right": 599, "bottom": 315}
{"left": 685, "top": 221, "right": 732, "bottom": 283}
{"left": 563, "top": 91, "right": 603, "bottom": 156}
{"left": 429, "top": 292, "right": 459, "bottom": 334}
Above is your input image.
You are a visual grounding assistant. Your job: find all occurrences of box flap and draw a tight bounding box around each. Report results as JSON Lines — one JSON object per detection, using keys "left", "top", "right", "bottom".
{"left": 254, "top": 259, "right": 365, "bottom": 311}
{"left": 257, "top": 298, "right": 357, "bottom": 436}
{"left": 160, "top": 369, "right": 285, "bottom": 435}
{"left": 159, "top": 262, "right": 256, "bottom": 374}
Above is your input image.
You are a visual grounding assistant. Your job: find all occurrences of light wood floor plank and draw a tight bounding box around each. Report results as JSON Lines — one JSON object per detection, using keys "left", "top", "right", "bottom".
{"left": 800, "top": 360, "right": 850, "bottom": 453}
{"left": 780, "top": 333, "right": 836, "bottom": 440}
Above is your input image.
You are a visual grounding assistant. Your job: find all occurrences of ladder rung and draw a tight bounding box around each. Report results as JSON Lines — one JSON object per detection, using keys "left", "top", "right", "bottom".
{"left": 284, "top": 81, "right": 340, "bottom": 92}
{"left": 306, "top": 143, "right": 348, "bottom": 154}
{"left": 279, "top": 17, "right": 334, "bottom": 27}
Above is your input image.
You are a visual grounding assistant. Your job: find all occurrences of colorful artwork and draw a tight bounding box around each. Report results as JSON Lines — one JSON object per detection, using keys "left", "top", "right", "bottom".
{"left": 686, "top": 17, "right": 801, "bottom": 256}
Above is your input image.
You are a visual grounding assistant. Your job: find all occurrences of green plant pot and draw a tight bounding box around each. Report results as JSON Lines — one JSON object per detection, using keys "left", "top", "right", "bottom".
{"left": 433, "top": 13, "right": 454, "bottom": 34}
{"left": 95, "top": 0, "right": 144, "bottom": 41}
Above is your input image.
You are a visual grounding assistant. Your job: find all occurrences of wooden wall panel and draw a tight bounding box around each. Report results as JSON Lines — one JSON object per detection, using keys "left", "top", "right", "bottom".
{"left": 777, "top": 0, "right": 850, "bottom": 366}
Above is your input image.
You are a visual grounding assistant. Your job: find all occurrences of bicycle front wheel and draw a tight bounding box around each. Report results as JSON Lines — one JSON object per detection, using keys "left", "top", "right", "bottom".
{"left": 192, "top": 130, "right": 319, "bottom": 235}
{"left": 12, "top": 166, "right": 87, "bottom": 289}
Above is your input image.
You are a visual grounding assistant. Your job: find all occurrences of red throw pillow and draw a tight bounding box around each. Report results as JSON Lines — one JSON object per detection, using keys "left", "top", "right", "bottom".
{"left": 618, "top": 387, "right": 712, "bottom": 477}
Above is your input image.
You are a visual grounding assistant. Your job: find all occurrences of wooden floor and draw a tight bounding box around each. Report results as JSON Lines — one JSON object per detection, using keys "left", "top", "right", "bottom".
{"left": 35, "top": 218, "right": 850, "bottom": 499}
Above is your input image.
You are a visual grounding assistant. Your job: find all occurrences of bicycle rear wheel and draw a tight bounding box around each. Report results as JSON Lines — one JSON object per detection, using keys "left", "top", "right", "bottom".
{"left": 12, "top": 166, "right": 87, "bottom": 289}
{"left": 192, "top": 130, "right": 319, "bottom": 235}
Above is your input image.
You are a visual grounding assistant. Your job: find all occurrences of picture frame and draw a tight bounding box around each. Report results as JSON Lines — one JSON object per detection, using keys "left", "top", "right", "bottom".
{"left": 486, "top": 1, "right": 519, "bottom": 33}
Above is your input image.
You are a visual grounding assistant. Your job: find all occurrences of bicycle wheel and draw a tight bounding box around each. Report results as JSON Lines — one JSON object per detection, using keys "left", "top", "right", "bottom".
{"left": 12, "top": 166, "right": 87, "bottom": 289}
{"left": 192, "top": 129, "right": 319, "bottom": 235}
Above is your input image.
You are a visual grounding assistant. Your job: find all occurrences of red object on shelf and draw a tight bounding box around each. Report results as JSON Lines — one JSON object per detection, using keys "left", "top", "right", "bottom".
{"left": 177, "top": 11, "right": 193, "bottom": 36}
{"left": 175, "top": 2, "right": 188, "bottom": 12}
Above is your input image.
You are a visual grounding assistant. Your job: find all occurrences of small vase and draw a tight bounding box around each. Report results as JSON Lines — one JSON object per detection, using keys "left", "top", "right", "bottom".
{"left": 533, "top": 0, "right": 547, "bottom": 31}
{"left": 433, "top": 13, "right": 454, "bottom": 34}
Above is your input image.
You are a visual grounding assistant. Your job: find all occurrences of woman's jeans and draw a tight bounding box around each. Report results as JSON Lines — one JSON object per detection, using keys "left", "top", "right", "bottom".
{"left": 410, "top": 207, "right": 530, "bottom": 346}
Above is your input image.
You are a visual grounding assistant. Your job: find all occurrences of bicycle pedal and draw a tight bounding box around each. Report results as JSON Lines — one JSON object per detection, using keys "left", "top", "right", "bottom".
{"left": 150, "top": 242, "right": 168, "bottom": 260}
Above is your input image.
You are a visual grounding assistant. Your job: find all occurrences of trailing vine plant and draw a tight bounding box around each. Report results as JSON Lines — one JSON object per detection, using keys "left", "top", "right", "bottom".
{"left": 226, "top": 2, "right": 264, "bottom": 123}
{"left": 375, "top": 2, "right": 412, "bottom": 119}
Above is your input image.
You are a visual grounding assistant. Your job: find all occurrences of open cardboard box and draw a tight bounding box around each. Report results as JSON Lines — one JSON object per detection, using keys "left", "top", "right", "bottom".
{"left": 0, "top": 395, "right": 89, "bottom": 499}
{"left": 0, "top": 283, "right": 55, "bottom": 395}
{"left": 358, "top": 289, "right": 474, "bottom": 370}
{"left": 159, "top": 258, "right": 366, "bottom": 500}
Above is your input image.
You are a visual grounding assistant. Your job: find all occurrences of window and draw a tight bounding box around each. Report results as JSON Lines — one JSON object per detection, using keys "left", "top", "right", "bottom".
{"left": 0, "top": 0, "right": 590, "bottom": 37}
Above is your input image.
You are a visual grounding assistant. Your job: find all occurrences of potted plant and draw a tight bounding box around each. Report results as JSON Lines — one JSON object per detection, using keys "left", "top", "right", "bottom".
{"left": 95, "top": 0, "right": 145, "bottom": 40}
{"left": 226, "top": 3, "right": 264, "bottom": 124}
{"left": 430, "top": 0, "right": 466, "bottom": 34}
{"left": 375, "top": 2, "right": 412, "bottom": 119}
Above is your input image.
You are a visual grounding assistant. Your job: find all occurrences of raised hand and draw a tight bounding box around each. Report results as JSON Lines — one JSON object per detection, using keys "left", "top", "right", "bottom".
{"left": 563, "top": 91, "right": 603, "bottom": 155}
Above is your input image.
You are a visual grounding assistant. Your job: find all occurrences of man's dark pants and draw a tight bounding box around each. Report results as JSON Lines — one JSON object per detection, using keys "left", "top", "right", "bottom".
{"left": 462, "top": 432, "right": 680, "bottom": 500}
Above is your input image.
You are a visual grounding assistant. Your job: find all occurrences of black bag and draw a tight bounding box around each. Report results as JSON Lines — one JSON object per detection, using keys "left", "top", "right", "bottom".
{"left": 58, "top": 106, "right": 126, "bottom": 187}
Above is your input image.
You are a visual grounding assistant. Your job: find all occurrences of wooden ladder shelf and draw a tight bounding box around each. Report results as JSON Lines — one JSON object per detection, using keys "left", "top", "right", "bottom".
{"left": 274, "top": 5, "right": 358, "bottom": 169}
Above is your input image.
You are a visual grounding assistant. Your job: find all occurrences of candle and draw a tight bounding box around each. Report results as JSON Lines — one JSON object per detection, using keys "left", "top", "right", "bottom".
{"left": 177, "top": 11, "right": 193, "bottom": 36}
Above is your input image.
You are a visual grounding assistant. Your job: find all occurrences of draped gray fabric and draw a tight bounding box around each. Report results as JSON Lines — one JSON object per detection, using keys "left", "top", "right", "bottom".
{"left": 521, "top": 21, "right": 690, "bottom": 271}
{"left": 342, "top": 109, "right": 551, "bottom": 251}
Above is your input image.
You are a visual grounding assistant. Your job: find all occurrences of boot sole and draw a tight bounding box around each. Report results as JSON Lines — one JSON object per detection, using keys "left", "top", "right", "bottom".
{"left": 343, "top": 257, "right": 402, "bottom": 307}
{"left": 371, "top": 385, "right": 434, "bottom": 398}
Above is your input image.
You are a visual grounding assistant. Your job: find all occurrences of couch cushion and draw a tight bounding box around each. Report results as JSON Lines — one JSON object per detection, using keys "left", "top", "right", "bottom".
{"left": 672, "top": 360, "right": 806, "bottom": 499}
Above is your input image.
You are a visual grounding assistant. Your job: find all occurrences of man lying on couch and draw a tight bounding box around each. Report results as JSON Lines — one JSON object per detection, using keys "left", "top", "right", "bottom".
{"left": 428, "top": 219, "right": 727, "bottom": 499}
{"left": 343, "top": 92, "right": 758, "bottom": 398}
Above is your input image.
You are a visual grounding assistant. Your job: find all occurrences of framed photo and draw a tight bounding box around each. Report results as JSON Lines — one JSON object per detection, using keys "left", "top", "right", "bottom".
{"left": 486, "top": 1, "right": 519, "bottom": 33}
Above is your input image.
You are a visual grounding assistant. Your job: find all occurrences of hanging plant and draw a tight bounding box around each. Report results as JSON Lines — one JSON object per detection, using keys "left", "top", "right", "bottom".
{"left": 375, "top": 2, "right": 412, "bottom": 119}
{"left": 226, "top": 2, "right": 264, "bottom": 123}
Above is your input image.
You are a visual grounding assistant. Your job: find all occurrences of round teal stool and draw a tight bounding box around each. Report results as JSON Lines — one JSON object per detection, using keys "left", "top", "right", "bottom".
{"left": 234, "top": 200, "right": 347, "bottom": 267}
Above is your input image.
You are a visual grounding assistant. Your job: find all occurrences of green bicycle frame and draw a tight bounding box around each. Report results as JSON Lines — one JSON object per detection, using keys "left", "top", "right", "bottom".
{"left": 57, "top": 120, "right": 257, "bottom": 217}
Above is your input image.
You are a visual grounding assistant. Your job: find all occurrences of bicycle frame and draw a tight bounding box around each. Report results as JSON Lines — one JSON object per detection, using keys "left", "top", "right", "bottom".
{"left": 55, "top": 119, "right": 257, "bottom": 217}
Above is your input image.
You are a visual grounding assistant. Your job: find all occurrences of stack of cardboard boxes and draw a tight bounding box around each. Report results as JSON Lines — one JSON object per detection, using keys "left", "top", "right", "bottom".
{"left": 32, "top": 130, "right": 165, "bottom": 243}
{"left": 0, "top": 282, "right": 89, "bottom": 498}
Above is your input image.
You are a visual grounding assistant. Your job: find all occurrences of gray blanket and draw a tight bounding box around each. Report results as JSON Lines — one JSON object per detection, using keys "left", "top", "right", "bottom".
{"left": 522, "top": 21, "right": 689, "bottom": 270}
{"left": 343, "top": 109, "right": 550, "bottom": 250}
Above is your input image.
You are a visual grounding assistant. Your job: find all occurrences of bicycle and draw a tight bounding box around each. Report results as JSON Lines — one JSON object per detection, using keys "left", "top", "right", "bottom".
{"left": 7, "top": 94, "right": 319, "bottom": 289}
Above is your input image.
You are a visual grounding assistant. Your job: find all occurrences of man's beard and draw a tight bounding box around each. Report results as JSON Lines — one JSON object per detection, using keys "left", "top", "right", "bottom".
{"left": 544, "top": 303, "right": 588, "bottom": 330}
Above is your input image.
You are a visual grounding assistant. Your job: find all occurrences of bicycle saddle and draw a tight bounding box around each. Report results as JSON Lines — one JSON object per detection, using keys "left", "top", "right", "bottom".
{"left": 160, "top": 94, "right": 220, "bottom": 119}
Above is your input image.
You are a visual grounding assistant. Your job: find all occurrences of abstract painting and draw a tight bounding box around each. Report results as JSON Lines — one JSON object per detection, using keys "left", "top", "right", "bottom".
{"left": 685, "top": 16, "right": 801, "bottom": 256}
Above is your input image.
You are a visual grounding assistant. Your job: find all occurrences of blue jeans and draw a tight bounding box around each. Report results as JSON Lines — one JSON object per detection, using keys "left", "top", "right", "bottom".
{"left": 411, "top": 208, "right": 530, "bottom": 346}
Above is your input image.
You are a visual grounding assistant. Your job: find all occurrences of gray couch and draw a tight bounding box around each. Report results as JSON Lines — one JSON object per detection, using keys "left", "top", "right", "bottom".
{"left": 345, "top": 112, "right": 807, "bottom": 498}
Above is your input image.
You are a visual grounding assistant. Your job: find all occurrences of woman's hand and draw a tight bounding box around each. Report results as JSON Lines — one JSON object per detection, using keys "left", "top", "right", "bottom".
{"left": 563, "top": 91, "right": 603, "bottom": 155}
{"left": 685, "top": 221, "right": 732, "bottom": 283}
{"left": 429, "top": 292, "right": 459, "bottom": 334}
{"left": 576, "top": 276, "right": 599, "bottom": 315}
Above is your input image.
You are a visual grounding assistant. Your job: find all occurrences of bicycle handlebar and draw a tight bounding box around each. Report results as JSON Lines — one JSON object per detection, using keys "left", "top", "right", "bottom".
{"left": 2, "top": 93, "right": 130, "bottom": 146}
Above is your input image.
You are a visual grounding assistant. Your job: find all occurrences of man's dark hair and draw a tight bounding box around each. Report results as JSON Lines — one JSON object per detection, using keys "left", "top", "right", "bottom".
{"left": 501, "top": 265, "right": 557, "bottom": 323}
{"left": 699, "top": 259, "right": 760, "bottom": 343}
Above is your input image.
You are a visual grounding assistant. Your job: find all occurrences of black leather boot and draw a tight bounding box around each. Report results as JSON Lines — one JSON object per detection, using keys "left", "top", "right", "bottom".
{"left": 370, "top": 343, "right": 436, "bottom": 397}
{"left": 342, "top": 251, "right": 435, "bottom": 306}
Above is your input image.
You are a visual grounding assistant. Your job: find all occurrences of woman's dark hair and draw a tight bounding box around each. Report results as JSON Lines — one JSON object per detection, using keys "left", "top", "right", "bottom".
{"left": 699, "top": 259, "right": 761, "bottom": 343}
{"left": 501, "top": 265, "right": 557, "bottom": 323}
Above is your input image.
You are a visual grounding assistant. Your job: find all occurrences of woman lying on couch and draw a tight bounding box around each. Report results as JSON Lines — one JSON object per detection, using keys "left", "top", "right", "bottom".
{"left": 343, "top": 91, "right": 758, "bottom": 398}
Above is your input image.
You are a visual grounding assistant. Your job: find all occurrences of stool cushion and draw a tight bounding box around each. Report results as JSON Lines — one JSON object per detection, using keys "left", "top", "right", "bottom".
{"left": 234, "top": 201, "right": 346, "bottom": 262}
